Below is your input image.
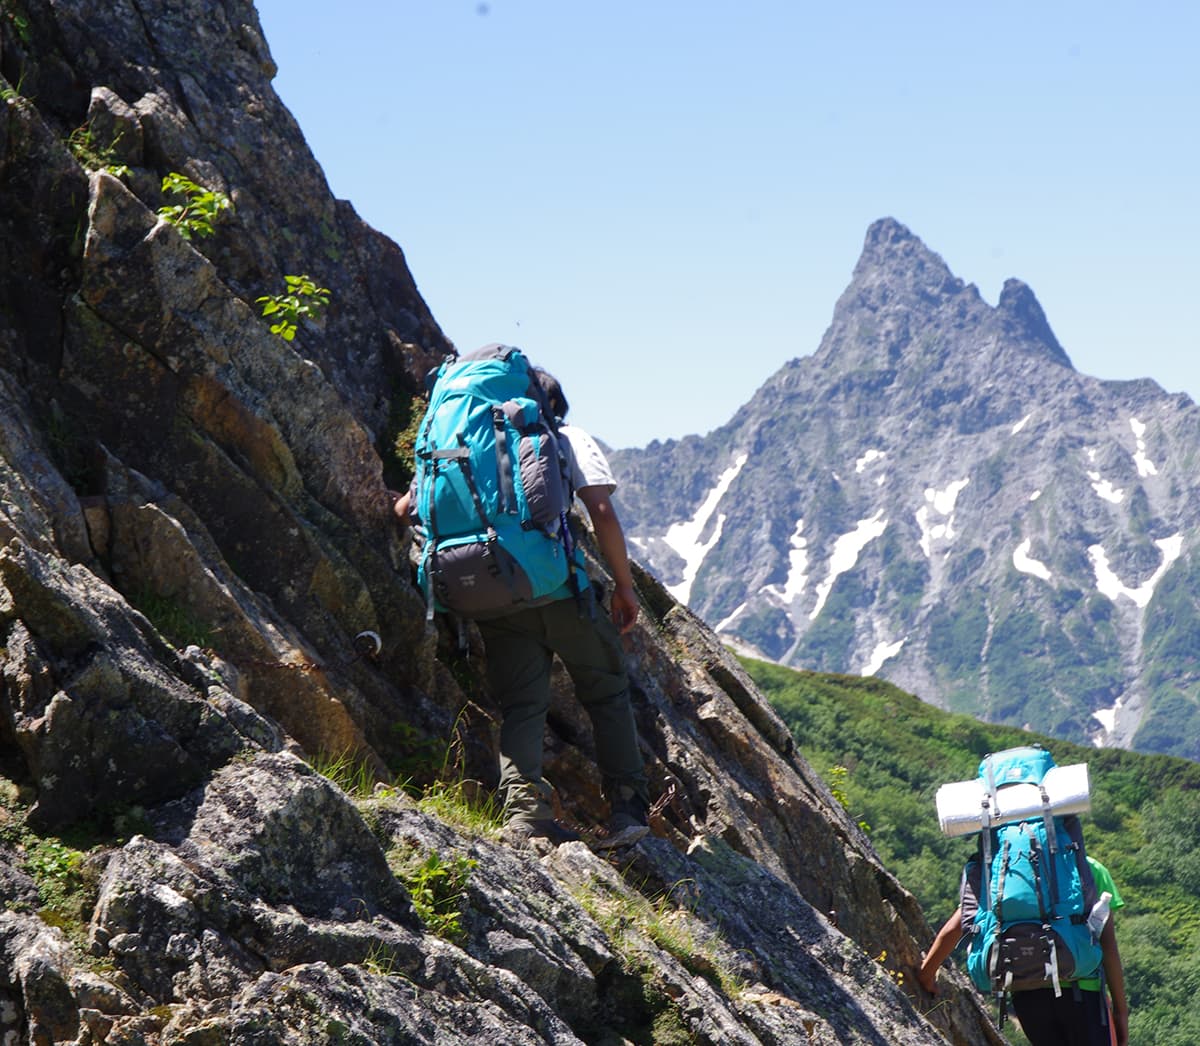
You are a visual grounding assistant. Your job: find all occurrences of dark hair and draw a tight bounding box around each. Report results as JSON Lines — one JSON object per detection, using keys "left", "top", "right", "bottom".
{"left": 532, "top": 367, "right": 569, "bottom": 420}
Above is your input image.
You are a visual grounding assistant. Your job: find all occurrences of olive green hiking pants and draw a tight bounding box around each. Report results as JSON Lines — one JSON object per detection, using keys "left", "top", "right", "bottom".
{"left": 477, "top": 596, "right": 648, "bottom": 825}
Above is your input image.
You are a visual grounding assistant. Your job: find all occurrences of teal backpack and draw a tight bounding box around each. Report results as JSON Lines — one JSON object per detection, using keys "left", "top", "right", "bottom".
{"left": 963, "top": 746, "right": 1103, "bottom": 1000}
{"left": 411, "top": 344, "right": 583, "bottom": 619}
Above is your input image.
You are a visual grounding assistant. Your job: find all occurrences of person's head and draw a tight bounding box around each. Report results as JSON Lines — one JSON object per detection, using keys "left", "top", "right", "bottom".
{"left": 533, "top": 367, "right": 569, "bottom": 420}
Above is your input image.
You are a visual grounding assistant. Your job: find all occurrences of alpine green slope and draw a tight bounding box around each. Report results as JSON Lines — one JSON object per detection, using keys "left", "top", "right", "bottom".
{"left": 745, "top": 659, "right": 1200, "bottom": 1046}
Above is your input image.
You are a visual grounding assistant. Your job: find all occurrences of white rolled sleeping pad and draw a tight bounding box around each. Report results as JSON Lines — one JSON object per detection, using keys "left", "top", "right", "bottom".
{"left": 935, "top": 762, "right": 1091, "bottom": 837}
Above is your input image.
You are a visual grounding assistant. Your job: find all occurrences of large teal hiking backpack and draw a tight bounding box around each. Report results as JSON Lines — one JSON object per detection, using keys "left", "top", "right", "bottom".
{"left": 411, "top": 344, "right": 583, "bottom": 619}
{"left": 962, "top": 746, "right": 1104, "bottom": 999}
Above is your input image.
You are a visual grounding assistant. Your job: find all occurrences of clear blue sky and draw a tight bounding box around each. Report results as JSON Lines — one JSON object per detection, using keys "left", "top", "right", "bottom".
{"left": 254, "top": 1, "right": 1199, "bottom": 450}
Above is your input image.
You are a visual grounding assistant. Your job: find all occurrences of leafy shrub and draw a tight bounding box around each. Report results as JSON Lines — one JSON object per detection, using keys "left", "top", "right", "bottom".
{"left": 157, "top": 172, "right": 231, "bottom": 240}
{"left": 388, "top": 845, "right": 476, "bottom": 942}
{"left": 255, "top": 274, "right": 330, "bottom": 341}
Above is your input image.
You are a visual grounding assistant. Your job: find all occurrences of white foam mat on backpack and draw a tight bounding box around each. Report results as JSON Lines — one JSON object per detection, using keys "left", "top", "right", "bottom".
{"left": 936, "top": 762, "right": 1091, "bottom": 837}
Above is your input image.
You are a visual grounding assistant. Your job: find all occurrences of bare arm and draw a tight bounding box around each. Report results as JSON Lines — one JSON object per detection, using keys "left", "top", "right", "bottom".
{"left": 576, "top": 485, "right": 638, "bottom": 634}
{"left": 918, "top": 907, "right": 965, "bottom": 994}
{"left": 1101, "top": 918, "right": 1129, "bottom": 1046}
{"left": 391, "top": 490, "right": 412, "bottom": 532}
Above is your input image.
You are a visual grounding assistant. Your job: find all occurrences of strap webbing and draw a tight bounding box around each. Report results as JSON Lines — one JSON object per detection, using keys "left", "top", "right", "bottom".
{"left": 1040, "top": 785, "right": 1061, "bottom": 905}
{"left": 1047, "top": 935, "right": 1062, "bottom": 997}
{"left": 995, "top": 837, "right": 1011, "bottom": 923}
{"left": 492, "top": 406, "right": 515, "bottom": 515}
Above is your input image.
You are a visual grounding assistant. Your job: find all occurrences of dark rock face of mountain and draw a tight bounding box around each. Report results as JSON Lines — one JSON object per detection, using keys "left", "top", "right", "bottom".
{"left": 613, "top": 218, "right": 1200, "bottom": 760}
{"left": 0, "top": 4, "right": 1001, "bottom": 1044}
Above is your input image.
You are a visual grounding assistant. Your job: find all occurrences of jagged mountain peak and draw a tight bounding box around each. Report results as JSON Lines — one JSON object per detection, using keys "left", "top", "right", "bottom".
{"left": 813, "top": 219, "right": 1073, "bottom": 378}
{"left": 613, "top": 220, "right": 1200, "bottom": 763}
{"left": 850, "top": 216, "right": 965, "bottom": 297}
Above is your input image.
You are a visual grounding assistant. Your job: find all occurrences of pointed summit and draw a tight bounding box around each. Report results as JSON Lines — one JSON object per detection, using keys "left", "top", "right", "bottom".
{"left": 850, "top": 217, "right": 966, "bottom": 301}
{"left": 814, "top": 219, "right": 1073, "bottom": 375}
{"left": 998, "top": 278, "right": 1073, "bottom": 369}
{"left": 813, "top": 218, "right": 978, "bottom": 369}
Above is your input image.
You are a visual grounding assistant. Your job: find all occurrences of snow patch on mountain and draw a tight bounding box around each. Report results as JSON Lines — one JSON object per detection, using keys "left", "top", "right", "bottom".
{"left": 1088, "top": 472, "right": 1125, "bottom": 504}
{"left": 1088, "top": 534, "right": 1183, "bottom": 608}
{"left": 1093, "top": 697, "right": 1123, "bottom": 738}
{"left": 856, "top": 449, "right": 886, "bottom": 473}
{"left": 915, "top": 478, "right": 970, "bottom": 558}
{"left": 715, "top": 601, "right": 749, "bottom": 633}
{"left": 1130, "top": 417, "right": 1158, "bottom": 477}
{"left": 1013, "top": 538, "right": 1053, "bottom": 581}
{"left": 811, "top": 510, "right": 888, "bottom": 620}
{"left": 762, "top": 519, "right": 808, "bottom": 603}
{"left": 664, "top": 453, "right": 748, "bottom": 605}
{"left": 863, "top": 637, "right": 905, "bottom": 675}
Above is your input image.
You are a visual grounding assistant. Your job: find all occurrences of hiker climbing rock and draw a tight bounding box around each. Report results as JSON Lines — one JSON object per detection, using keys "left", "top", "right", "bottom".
{"left": 395, "top": 345, "right": 650, "bottom": 852}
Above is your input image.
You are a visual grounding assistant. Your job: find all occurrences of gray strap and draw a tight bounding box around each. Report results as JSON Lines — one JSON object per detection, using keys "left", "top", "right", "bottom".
{"left": 492, "top": 406, "right": 515, "bottom": 514}
{"left": 980, "top": 799, "right": 993, "bottom": 916}
{"left": 980, "top": 757, "right": 996, "bottom": 909}
{"left": 995, "top": 836, "right": 1010, "bottom": 923}
{"left": 1040, "top": 785, "right": 1060, "bottom": 905}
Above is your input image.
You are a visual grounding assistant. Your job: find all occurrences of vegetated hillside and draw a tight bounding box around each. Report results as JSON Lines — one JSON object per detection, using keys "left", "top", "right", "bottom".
{"left": 1, "top": 2, "right": 1004, "bottom": 1044}
{"left": 745, "top": 658, "right": 1200, "bottom": 1046}
{"left": 611, "top": 219, "right": 1200, "bottom": 762}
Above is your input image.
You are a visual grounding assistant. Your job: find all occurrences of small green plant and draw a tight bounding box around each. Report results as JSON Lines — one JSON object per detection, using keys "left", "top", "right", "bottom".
{"left": 157, "top": 172, "right": 231, "bottom": 240}
{"left": 413, "top": 778, "right": 505, "bottom": 837}
{"left": 827, "top": 764, "right": 871, "bottom": 833}
{"left": 572, "top": 876, "right": 746, "bottom": 1000}
{"left": 255, "top": 274, "right": 331, "bottom": 341}
{"left": 65, "top": 124, "right": 130, "bottom": 178}
{"left": 25, "top": 838, "right": 84, "bottom": 898}
{"left": 388, "top": 845, "right": 476, "bottom": 942}
{"left": 2, "top": 3, "right": 31, "bottom": 46}
{"left": 311, "top": 749, "right": 378, "bottom": 799}
{"left": 24, "top": 837, "right": 101, "bottom": 950}
{"left": 362, "top": 939, "right": 400, "bottom": 977}
{"left": 385, "top": 385, "right": 428, "bottom": 491}
{"left": 390, "top": 720, "right": 445, "bottom": 785}
{"left": 130, "top": 586, "right": 214, "bottom": 650}
{"left": 1, "top": 77, "right": 23, "bottom": 103}
{"left": 392, "top": 711, "right": 505, "bottom": 837}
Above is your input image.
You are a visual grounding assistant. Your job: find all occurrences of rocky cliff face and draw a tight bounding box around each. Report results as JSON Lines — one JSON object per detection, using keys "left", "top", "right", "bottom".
{"left": 0, "top": 3, "right": 999, "bottom": 1043}
{"left": 613, "top": 218, "right": 1200, "bottom": 761}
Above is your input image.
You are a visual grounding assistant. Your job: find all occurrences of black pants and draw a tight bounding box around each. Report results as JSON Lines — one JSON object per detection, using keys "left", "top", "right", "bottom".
{"left": 1012, "top": 986, "right": 1109, "bottom": 1046}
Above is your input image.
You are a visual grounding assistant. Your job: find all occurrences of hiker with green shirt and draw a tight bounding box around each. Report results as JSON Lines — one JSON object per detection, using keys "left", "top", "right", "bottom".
{"left": 919, "top": 855, "right": 1129, "bottom": 1045}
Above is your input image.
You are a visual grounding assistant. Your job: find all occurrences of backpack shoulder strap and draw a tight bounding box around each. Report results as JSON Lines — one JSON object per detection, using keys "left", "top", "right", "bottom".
{"left": 1062, "top": 814, "right": 1098, "bottom": 912}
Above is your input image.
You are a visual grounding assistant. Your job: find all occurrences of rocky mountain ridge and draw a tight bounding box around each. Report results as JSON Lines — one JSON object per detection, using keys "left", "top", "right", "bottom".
{"left": 612, "top": 217, "right": 1200, "bottom": 760}
{"left": 1, "top": 2, "right": 1000, "bottom": 1043}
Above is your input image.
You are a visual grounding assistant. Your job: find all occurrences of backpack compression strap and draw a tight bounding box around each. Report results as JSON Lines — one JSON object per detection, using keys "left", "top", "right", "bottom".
{"left": 492, "top": 406, "right": 516, "bottom": 516}
{"left": 1040, "top": 784, "right": 1062, "bottom": 905}
{"left": 1025, "top": 821, "right": 1064, "bottom": 996}
{"left": 980, "top": 755, "right": 999, "bottom": 910}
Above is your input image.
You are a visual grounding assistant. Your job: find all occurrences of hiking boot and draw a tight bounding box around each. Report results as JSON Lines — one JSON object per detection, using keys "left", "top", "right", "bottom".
{"left": 500, "top": 818, "right": 582, "bottom": 854}
{"left": 594, "top": 794, "right": 649, "bottom": 851}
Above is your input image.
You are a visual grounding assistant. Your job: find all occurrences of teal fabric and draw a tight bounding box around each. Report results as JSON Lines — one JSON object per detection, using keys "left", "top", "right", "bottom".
{"left": 413, "top": 345, "right": 575, "bottom": 615}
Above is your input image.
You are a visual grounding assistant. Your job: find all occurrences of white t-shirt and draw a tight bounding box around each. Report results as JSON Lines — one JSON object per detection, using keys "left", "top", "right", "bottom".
{"left": 559, "top": 424, "right": 616, "bottom": 494}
